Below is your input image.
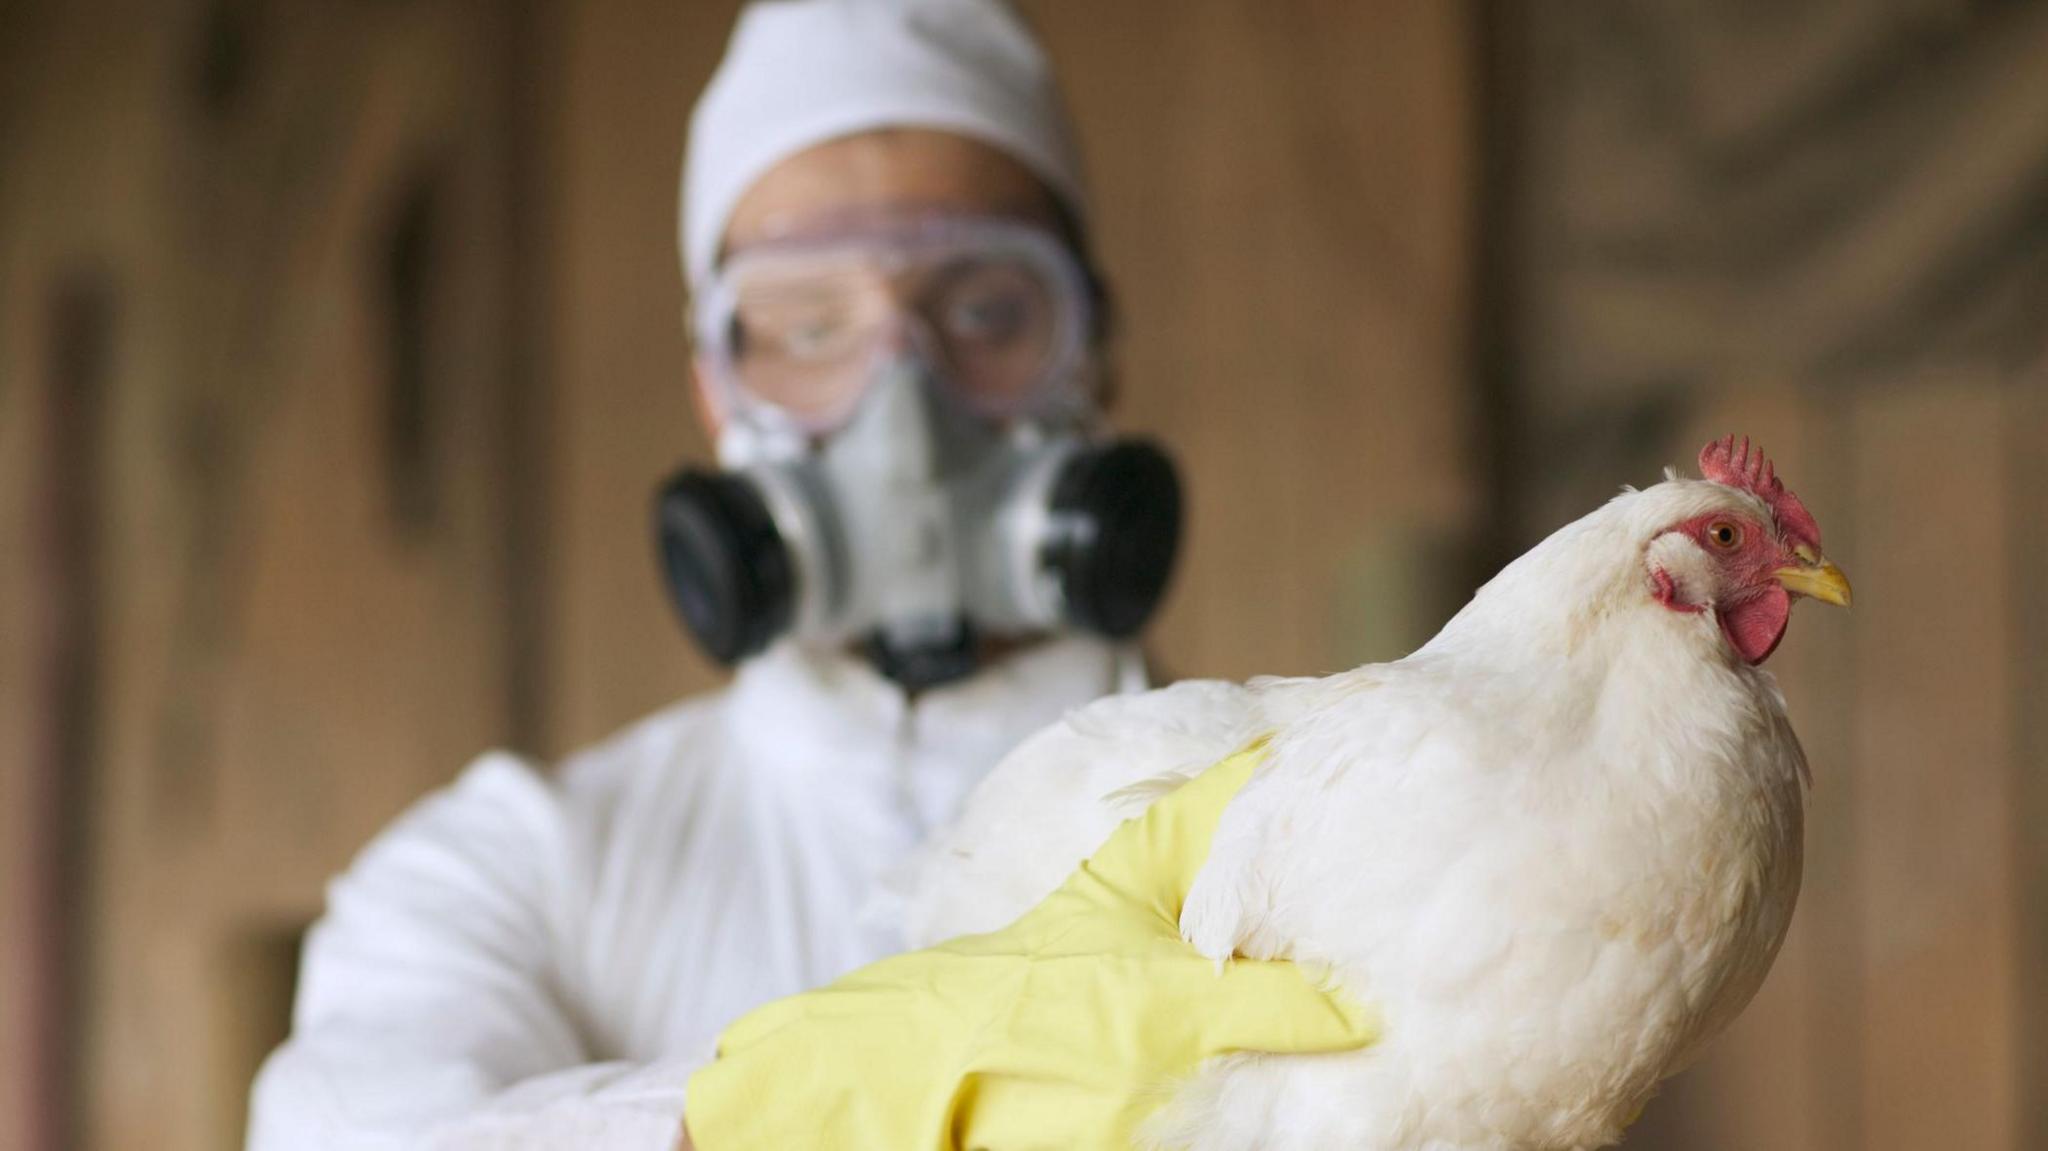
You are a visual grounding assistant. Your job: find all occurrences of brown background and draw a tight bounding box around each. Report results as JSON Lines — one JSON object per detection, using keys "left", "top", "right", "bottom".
{"left": 2, "top": 2, "right": 2043, "bottom": 1149}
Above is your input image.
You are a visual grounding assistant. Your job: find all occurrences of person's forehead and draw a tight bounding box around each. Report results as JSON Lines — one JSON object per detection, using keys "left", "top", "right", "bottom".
{"left": 722, "top": 129, "right": 1063, "bottom": 254}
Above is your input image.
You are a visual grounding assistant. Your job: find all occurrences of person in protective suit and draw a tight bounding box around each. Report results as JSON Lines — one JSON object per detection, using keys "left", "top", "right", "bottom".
{"left": 248, "top": 4, "right": 1364, "bottom": 1149}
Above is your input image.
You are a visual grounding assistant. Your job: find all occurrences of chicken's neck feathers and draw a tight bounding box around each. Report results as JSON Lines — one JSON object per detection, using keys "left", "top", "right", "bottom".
{"left": 1426, "top": 488, "right": 1678, "bottom": 667}
{"left": 1270, "top": 481, "right": 1808, "bottom": 811}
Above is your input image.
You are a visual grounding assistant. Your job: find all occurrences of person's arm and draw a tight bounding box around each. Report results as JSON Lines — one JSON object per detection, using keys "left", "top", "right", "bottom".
{"left": 247, "top": 753, "right": 699, "bottom": 1151}
{"left": 684, "top": 743, "right": 1379, "bottom": 1151}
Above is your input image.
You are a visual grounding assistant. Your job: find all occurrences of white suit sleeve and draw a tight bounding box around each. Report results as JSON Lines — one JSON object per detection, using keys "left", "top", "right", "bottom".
{"left": 247, "top": 753, "right": 699, "bottom": 1151}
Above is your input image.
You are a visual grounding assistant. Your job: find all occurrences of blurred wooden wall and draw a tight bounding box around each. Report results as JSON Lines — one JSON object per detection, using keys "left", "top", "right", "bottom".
{"left": 1, "top": 1, "right": 545, "bottom": 1147}
{"left": 1500, "top": 3, "right": 2048, "bottom": 1149}
{"left": 3, "top": 2, "right": 2045, "bottom": 1151}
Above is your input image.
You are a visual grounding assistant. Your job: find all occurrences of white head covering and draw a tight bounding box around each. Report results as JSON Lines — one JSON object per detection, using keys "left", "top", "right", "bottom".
{"left": 682, "top": 0, "right": 1088, "bottom": 288}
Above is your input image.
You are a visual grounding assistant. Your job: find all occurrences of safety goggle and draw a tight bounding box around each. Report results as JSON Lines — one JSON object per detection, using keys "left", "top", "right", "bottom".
{"left": 694, "top": 215, "right": 1097, "bottom": 434}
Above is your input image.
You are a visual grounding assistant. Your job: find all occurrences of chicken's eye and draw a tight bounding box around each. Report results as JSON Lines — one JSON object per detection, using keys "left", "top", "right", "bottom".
{"left": 1707, "top": 522, "right": 1742, "bottom": 549}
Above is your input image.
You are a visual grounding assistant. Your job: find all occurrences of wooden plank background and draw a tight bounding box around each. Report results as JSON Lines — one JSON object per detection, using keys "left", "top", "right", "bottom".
{"left": 2, "top": 3, "right": 535, "bottom": 1146}
{"left": 1506, "top": 5, "right": 2048, "bottom": 1147}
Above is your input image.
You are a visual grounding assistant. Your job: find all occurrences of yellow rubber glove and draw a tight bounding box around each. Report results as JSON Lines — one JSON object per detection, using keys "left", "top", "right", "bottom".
{"left": 684, "top": 742, "right": 1380, "bottom": 1151}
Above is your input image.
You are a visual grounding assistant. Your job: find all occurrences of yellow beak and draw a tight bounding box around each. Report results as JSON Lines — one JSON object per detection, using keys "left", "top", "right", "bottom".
{"left": 1774, "top": 559, "right": 1853, "bottom": 607}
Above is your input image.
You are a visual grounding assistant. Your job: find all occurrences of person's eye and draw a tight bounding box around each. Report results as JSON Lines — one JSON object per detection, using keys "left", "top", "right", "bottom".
{"left": 932, "top": 260, "right": 1048, "bottom": 345}
{"left": 737, "top": 306, "right": 851, "bottom": 360}
{"left": 782, "top": 317, "right": 844, "bottom": 356}
{"left": 1707, "top": 522, "right": 1742, "bottom": 549}
{"left": 947, "top": 292, "right": 1028, "bottom": 342}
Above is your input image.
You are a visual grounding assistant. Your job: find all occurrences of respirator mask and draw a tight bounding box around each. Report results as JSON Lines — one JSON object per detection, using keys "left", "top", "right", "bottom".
{"left": 655, "top": 215, "right": 1182, "bottom": 690}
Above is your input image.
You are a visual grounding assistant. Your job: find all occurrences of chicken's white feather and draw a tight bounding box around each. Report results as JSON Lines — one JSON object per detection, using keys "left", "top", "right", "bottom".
{"left": 906, "top": 475, "right": 1817, "bottom": 1150}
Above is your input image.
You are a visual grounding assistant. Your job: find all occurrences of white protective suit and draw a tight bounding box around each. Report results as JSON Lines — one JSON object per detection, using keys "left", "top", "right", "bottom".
{"left": 252, "top": 3, "right": 1116, "bottom": 1144}
{"left": 248, "top": 637, "right": 1143, "bottom": 1149}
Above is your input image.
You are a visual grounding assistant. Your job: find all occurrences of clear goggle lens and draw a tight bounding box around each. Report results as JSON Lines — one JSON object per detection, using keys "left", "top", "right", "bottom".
{"left": 698, "top": 218, "right": 1093, "bottom": 432}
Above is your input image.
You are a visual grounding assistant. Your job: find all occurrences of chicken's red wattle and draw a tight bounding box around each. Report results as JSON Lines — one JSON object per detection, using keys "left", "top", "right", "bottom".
{"left": 1719, "top": 584, "right": 1791, "bottom": 665}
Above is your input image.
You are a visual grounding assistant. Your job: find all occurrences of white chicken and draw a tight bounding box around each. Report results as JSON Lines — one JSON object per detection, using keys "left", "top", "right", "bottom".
{"left": 900, "top": 436, "right": 1852, "bottom": 1151}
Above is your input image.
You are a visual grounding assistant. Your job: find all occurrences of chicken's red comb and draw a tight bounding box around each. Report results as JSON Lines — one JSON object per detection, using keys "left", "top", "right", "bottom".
{"left": 1698, "top": 435, "right": 1823, "bottom": 551}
